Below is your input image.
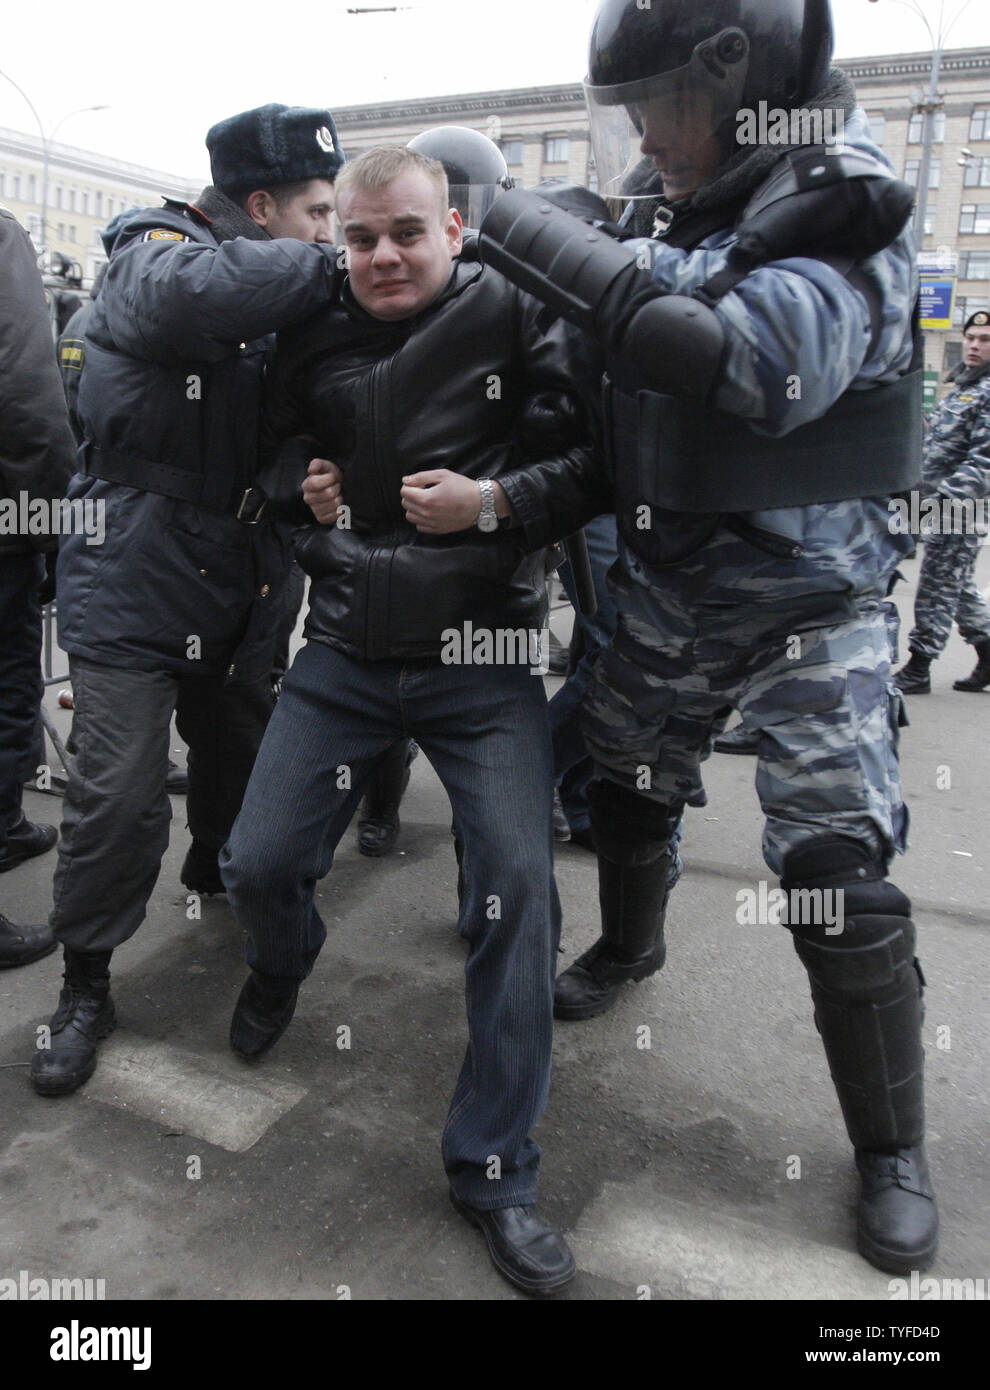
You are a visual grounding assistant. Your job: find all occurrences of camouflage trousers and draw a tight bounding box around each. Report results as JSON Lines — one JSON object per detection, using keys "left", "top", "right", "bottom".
{"left": 582, "top": 524, "right": 909, "bottom": 877}
{"left": 908, "top": 532, "right": 990, "bottom": 660}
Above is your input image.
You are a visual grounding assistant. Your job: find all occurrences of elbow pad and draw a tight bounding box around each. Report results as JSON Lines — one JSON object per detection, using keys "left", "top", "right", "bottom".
{"left": 480, "top": 188, "right": 723, "bottom": 399}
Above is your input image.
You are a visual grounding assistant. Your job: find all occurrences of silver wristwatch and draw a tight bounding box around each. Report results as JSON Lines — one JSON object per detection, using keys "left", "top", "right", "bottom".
{"left": 476, "top": 478, "right": 499, "bottom": 533}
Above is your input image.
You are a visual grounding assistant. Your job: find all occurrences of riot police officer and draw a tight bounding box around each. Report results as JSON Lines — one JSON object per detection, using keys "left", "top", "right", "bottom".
{"left": 894, "top": 309, "right": 990, "bottom": 694}
{"left": 407, "top": 125, "right": 513, "bottom": 229}
{"left": 481, "top": 0, "right": 937, "bottom": 1274}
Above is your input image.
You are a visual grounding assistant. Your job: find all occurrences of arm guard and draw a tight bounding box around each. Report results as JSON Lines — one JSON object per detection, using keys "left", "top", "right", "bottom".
{"left": 479, "top": 188, "right": 724, "bottom": 400}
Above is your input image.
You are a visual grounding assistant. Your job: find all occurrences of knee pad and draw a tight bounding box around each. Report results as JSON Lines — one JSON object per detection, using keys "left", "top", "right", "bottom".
{"left": 781, "top": 836, "right": 917, "bottom": 995}
{"left": 588, "top": 778, "right": 682, "bottom": 866}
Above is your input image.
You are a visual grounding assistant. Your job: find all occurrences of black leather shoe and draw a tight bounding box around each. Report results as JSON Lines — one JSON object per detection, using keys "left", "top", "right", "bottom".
{"left": 856, "top": 1147, "right": 939, "bottom": 1274}
{"left": 450, "top": 1193, "right": 576, "bottom": 1295}
{"left": 357, "top": 740, "right": 417, "bottom": 857}
{"left": 0, "top": 816, "right": 58, "bottom": 873}
{"left": 0, "top": 913, "right": 58, "bottom": 969}
{"left": 180, "top": 840, "right": 224, "bottom": 895}
{"left": 357, "top": 814, "right": 401, "bottom": 857}
{"left": 31, "top": 949, "right": 115, "bottom": 1096}
{"left": 554, "top": 936, "right": 667, "bottom": 1020}
{"left": 165, "top": 760, "right": 189, "bottom": 794}
{"left": 229, "top": 972, "right": 299, "bottom": 1059}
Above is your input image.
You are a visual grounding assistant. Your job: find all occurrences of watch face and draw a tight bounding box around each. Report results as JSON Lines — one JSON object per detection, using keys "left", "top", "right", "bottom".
{"left": 478, "top": 512, "right": 499, "bottom": 533}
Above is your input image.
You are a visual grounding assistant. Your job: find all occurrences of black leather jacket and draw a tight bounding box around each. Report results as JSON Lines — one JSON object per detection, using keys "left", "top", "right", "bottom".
{"left": 264, "top": 258, "right": 612, "bottom": 661}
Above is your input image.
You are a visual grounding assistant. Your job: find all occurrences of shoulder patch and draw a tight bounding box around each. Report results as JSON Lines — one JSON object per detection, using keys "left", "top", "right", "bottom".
{"left": 142, "top": 228, "right": 190, "bottom": 243}
{"left": 59, "top": 339, "right": 85, "bottom": 370}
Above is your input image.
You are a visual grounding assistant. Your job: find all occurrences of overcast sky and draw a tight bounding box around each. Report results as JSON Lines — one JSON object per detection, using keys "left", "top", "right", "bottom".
{"left": 1, "top": 0, "right": 986, "bottom": 181}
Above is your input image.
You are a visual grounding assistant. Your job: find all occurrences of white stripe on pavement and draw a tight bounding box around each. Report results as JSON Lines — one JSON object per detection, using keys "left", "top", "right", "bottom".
{"left": 85, "top": 1037, "right": 306, "bottom": 1152}
{"left": 571, "top": 1179, "right": 901, "bottom": 1300}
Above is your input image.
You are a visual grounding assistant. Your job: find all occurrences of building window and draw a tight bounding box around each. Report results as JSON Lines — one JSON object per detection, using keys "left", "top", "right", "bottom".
{"left": 953, "top": 294, "right": 990, "bottom": 328}
{"left": 943, "top": 339, "right": 963, "bottom": 375}
{"left": 924, "top": 205, "right": 936, "bottom": 237}
{"left": 68, "top": 188, "right": 77, "bottom": 212}
{"left": 57, "top": 223, "right": 65, "bottom": 240}
{"left": 500, "top": 139, "right": 524, "bottom": 166}
{"left": 95, "top": 191, "right": 103, "bottom": 216}
{"left": 27, "top": 173, "right": 36, "bottom": 201}
{"left": 969, "top": 109, "right": 990, "bottom": 142}
{"left": 544, "top": 137, "right": 569, "bottom": 164}
{"left": 960, "top": 203, "right": 990, "bottom": 234}
{"left": 907, "top": 111, "right": 945, "bottom": 143}
{"left": 964, "top": 156, "right": 990, "bottom": 189}
{"left": 866, "top": 112, "right": 886, "bottom": 147}
{"left": 959, "top": 250, "right": 990, "bottom": 281}
{"left": 13, "top": 173, "right": 21, "bottom": 199}
{"left": 904, "top": 158, "right": 940, "bottom": 189}
{"left": 69, "top": 225, "right": 76, "bottom": 243}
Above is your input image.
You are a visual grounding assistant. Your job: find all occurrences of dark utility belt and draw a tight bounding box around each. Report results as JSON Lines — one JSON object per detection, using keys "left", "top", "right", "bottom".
{"left": 82, "top": 445, "right": 268, "bottom": 523}
{"left": 606, "top": 368, "right": 922, "bottom": 514}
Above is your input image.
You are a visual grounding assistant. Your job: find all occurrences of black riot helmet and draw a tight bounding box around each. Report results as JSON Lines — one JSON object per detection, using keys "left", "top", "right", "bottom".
{"left": 407, "top": 126, "right": 513, "bottom": 228}
{"left": 585, "top": 0, "right": 835, "bottom": 202}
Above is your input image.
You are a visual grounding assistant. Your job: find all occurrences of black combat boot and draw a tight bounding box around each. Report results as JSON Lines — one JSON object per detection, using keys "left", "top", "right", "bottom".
{"left": 31, "top": 948, "right": 116, "bottom": 1096}
{"left": 783, "top": 839, "right": 938, "bottom": 1274}
{"left": 952, "top": 637, "right": 990, "bottom": 692}
{"left": 0, "top": 913, "right": 57, "bottom": 969}
{"left": 357, "top": 739, "right": 417, "bottom": 857}
{"left": 893, "top": 651, "right": 931, "bottom": 694}
{"left": 554, "top": 852, "right": 671, "bottom": 1020}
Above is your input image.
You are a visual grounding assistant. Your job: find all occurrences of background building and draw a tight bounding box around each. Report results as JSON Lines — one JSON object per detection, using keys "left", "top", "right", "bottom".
{"left": 2, "top": 46, "right": 987, "bottom": 390}
{"left": 0, "top": 125, "right": 198, "bottom": 282}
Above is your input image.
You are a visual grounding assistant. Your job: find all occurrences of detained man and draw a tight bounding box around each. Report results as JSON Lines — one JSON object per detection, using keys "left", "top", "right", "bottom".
{"left": 220, "top": 146, "right": 611, "bottom": 1296}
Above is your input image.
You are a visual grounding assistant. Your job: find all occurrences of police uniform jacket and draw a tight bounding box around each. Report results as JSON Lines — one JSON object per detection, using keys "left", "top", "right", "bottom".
{"left": 921, "top": 368, "right": 990, "bottom": 507}
{"left": 263, "top": 257, "right": 611, "bottom": 661}
{"left": 55, "top": 199, "right": 340, "bottom": 682}
{"left": 0, "top": 207, "right": 76, "bottom": 555}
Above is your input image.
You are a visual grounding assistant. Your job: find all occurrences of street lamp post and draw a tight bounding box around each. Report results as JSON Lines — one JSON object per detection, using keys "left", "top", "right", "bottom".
{"left": 868, "top": 0, "right": 975, "bottom": 241}
{"left": 0, "top": 69, "right": 107, "bottom": 250}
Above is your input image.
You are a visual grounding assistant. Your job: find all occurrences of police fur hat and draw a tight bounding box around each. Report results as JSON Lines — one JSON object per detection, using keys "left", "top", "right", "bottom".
{"left": 206, "top": 103, "right": 344, "bottom": 195}
{"left": 963, "top": 310, "right": 990, "bottom": 333}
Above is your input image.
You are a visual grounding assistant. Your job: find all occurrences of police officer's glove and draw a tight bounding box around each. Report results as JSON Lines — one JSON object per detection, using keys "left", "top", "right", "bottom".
{"left": 251, "top": 437, "right": 318, "bottom": 525}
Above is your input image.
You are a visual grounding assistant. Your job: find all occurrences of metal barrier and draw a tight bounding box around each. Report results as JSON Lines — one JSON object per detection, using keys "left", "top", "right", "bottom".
{"left": 38, "top": 602, "right": 70, "bottom": 793}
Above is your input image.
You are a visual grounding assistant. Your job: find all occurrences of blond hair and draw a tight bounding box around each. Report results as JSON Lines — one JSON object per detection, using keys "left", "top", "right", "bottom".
{"left": 334, "top": 145, "right": 450, "bottom": 222}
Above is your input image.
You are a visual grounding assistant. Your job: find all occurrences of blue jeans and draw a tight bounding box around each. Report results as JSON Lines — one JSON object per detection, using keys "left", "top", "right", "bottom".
{"left": 221, "top": 639, "right": 560, "bottom": 1208}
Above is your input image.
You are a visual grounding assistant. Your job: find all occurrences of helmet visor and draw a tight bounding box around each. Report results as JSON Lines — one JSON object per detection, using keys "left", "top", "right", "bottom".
{"left": 447, "top": 181, "right": 509, "bottom": 230}
{"left": 584, "top": 26, "right": 749, "bottom": 202}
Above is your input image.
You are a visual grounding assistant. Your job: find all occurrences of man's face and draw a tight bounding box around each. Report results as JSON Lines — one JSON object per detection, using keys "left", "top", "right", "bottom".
{"left": 634, "top": 94, "right": 723, "bottom": 201}
{"left": 336, "top": 170, "right": 463, "bottom": 321}
{"left": 962, "top": 326, "right": 990, "bottom": 368}
{"left": 259, "top": 179, "right": 336, "bottom": 242}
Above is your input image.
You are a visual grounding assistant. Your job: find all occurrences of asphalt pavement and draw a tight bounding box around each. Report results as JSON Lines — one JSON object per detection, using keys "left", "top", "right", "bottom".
{"left": 1, "top": 549, "right": 987, "bottom": 1307}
